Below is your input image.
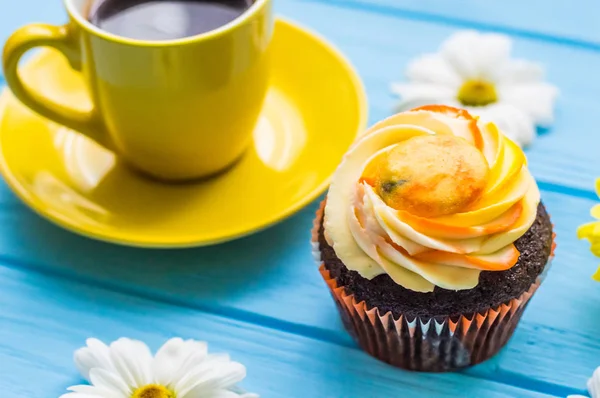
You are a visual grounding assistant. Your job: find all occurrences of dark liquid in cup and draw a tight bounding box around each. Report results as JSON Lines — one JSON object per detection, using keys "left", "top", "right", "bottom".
{"left": 88, "top": 0, "right": 254, "bottom": 41}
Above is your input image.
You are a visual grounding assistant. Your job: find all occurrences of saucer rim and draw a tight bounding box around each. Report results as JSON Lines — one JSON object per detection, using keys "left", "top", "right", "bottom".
{"left": 0, "top": 17, "right": 368, "bottom": 248}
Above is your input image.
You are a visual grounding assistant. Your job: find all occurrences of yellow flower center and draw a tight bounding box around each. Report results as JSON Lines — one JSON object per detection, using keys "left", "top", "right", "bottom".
{"left": 457, "top": 79, "right": 498, "bottom": 107}
{"left": 132, "top": 385, "right": 175, "bottom": 398}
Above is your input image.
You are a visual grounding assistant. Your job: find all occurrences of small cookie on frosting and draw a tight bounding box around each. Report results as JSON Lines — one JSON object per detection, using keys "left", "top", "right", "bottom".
{"left": 361, "top": 135, "right": 489, "bottom": 217}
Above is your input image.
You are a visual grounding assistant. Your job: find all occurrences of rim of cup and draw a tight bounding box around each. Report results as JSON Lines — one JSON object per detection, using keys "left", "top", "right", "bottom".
{"left": 64, "top": 0, "right": 270, "bottom": 47}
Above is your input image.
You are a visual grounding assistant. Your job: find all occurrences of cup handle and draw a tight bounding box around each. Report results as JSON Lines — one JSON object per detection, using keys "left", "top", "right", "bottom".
{"left": 2, "top": 23, "right": 112, "bottom": 149}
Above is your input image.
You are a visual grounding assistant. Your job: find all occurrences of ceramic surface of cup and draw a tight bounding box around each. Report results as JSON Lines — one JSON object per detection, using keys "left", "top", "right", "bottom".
{"left": 2, "top": 0, "right": 273, "bottom": 180}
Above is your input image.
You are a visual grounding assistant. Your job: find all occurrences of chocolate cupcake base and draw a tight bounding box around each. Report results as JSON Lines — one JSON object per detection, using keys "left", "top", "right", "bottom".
{"left": 312, "top": 201, "right": 555, "bottom": 372}
{"left": 320, "top": 264, "right": 538, "bottom": 371}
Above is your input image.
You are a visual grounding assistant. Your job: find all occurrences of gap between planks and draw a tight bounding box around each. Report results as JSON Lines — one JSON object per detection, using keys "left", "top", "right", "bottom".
{"left": 300, "top": 0, "right": 600, "bottom": 52}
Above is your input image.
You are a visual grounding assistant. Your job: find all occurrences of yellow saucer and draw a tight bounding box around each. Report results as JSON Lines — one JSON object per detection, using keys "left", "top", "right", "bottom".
{"left": 0, "top": 18, "right": 367, "bottom": 248}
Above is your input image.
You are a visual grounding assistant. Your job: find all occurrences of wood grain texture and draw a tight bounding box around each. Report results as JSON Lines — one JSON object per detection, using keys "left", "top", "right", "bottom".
{"left": 0, "top": 0, "right": 599, "bottom": 397}
{"left": 306, "top": 0, "right": 600, "bottom": 47}
{"left": 0, "top": 0, "right": 65, "bottom": 45}
{"left": 0, "top": 264, "right": 554, "bottom": 398}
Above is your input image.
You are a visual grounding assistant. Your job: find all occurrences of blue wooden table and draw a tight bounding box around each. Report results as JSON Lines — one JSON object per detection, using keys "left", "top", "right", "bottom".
{"left": 1, "top": 1, "right": 600, "bottom": 397}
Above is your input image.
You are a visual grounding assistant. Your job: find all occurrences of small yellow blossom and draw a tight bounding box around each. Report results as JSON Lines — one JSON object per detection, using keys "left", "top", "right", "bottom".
{"left": 577, "top": 179, "right": 600, "bottom": 281}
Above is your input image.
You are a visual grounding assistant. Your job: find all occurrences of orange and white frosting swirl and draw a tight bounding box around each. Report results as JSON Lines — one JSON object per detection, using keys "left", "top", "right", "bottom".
{"left": 324, "top": 106, "right": 540, "bottom": 292}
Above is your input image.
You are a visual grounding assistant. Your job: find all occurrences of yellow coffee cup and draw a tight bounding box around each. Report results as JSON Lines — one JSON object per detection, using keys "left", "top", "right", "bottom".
{"left": 3, "top": 0, "right": 273, "bottom": 181}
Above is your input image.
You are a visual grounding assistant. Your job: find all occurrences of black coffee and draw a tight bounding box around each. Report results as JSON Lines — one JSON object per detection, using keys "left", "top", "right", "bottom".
{"left": 88, "top": 0, "right": 254, "bottom": 41}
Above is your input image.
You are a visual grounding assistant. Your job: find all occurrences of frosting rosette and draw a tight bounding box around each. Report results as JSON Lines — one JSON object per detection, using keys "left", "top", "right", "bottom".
{"left": 324, "top": 105, "right": 540, "bottom": 292}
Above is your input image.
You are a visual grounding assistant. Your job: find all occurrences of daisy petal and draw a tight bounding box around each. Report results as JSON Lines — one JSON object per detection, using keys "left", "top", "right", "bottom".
{"left": 153, "top": 338, "right": 187, "bottom": 386}
{"left": 228, "top": 385, "right": 260, "bottom": 398}
{"left": 182, "top": 388, "right": 258, "bottom": 398}
{"left": 177, "top": 340, "right": 210, "bottom": 371}
{"left": 405, "top": 54, "right": 462, "bottom": 88}
{"left": 172, "top": 353, "right": 232, "bottom": 391}
{"left": 89, "top": 368, "right": 132, "bottom": 396}
{"left": 67, "top": 386, "right": 103, "bottom": 394}
{"left": 67, "top": 384, "right": 124, "bottom": 398}
{"left": 68, "top": 386, "right": 93, "bottom": 392}
{"left": 177, "top": 360, "right": 246, "bottom": 398}
{"left": 499, "top": 59, "right": 545, "bottom": 84}
{"left": 154, "top": 338, "right": 208, "bottom": 386}
{"left": 588, "top": 366, "right": 600, "bottom": 398}
{"left": 470, "top": 103, "right": 535, "bottom": 147}
{"left": 498, "top": 82, "right": 559, "bottom": 126}
{"left": 109, "top": 338, "right": 153, "bottom": 389}
{"left": 61, "top": 384, "right": 117, "bottom": 398}
{"left": 390, "top": 83, "right": 456, "bottom": 111}
{"left": 74, "top": 338, "right": 114, "bottom": 381}
{"left": 212, "top": 391, "right": 257, "bottom": 398}
{"left": 441, "top": 31, "right": 512, "bottom": 82}
{"left": 441, "top": 30, "right": 481, "bottom": 78}
{"left": 191, "top": 390, "right": 240, "bottom": 398}
{"left": 157, "top": 339, "right": 209, "bottom": 388}
{"left": 472, "top": 33, "right": 512, "bottom": 82}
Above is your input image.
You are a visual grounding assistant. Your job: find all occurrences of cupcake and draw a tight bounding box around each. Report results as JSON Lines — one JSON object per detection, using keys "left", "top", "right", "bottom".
{"left": 312, "top": 105, "right": 555, "bottom": 372}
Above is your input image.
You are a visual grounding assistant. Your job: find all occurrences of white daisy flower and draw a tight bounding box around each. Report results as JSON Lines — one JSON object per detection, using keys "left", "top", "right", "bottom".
{"left": 61, "top": 337, "right": 258, "bottom": 398}
{"left": 391, "top": 30, "right": 559, "bottom": 147}
{"left": 567, "top": 365, "right": 600, "bottom": 398}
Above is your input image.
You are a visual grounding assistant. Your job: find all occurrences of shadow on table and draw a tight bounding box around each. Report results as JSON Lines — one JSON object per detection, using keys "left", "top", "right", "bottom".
{"left": 318, "top": 342, "right": 526, "bottom": 397}
{"left": 0, "top": 188, "right": 327, "bottom": 306}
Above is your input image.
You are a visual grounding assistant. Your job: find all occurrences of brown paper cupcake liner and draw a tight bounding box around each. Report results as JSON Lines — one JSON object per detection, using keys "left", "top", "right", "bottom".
{"left": 312, "top": 200, "right": 554, "bottom": 372}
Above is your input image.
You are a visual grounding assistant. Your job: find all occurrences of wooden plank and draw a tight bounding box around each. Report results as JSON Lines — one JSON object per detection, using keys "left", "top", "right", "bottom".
{"left": 0, "top": 264, "right": 552, "bottom": 398}
{"left": 0, "top": 0, "right": 65, "bottom": 46}
{"left": 305, "top": 0, "right": 600, "bottom": 47}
